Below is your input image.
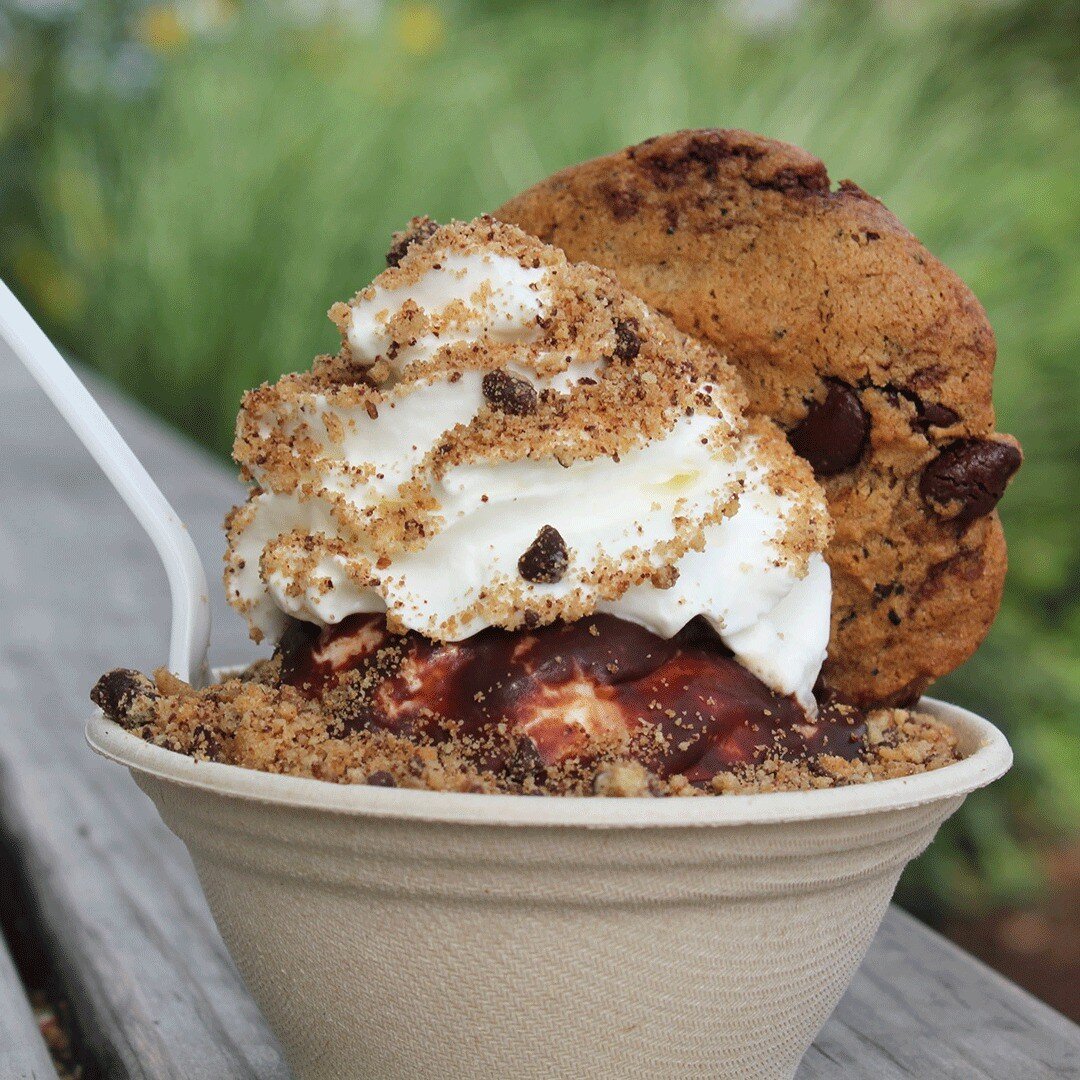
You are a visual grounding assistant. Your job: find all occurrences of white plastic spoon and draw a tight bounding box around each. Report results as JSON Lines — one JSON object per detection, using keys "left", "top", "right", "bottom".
{"left": 0, "top": 279, "right": 211, "bottom": 687}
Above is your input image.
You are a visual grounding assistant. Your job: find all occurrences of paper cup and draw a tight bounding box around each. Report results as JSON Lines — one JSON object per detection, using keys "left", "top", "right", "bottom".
{"left": 87, "top": 696, "right": 1010, "bottom": 1080}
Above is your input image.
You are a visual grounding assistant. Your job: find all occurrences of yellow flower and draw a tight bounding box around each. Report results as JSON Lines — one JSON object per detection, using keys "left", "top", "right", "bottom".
{"left": 135, "top": 5, "right": 190, "bottom": 54}
{"left": 394, "top": 2, "right": 445, "bottom": 57}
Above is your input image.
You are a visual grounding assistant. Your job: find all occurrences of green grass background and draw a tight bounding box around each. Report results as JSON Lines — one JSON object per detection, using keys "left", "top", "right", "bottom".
{"left": 1, "top": 0, "right": 1076, "bottom": 918}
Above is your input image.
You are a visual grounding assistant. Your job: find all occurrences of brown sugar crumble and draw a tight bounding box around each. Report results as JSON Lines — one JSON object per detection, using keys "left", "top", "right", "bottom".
{"left": 92, "top": 615, "right": 961, "bottom": 797}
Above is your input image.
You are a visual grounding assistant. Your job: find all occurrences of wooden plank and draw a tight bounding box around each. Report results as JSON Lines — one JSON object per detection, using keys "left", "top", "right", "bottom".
{"left": 799, "top": 907, "right": 1080, "bottom": 1079}
{"left": 0, "top": 933, "right": 57, "bottom": 1080}
{"left": 0, "top": 350, "right": 285, "bottom": 1079}
{"left": 0, "top": 347, "right": 1077, "bottom": 1078}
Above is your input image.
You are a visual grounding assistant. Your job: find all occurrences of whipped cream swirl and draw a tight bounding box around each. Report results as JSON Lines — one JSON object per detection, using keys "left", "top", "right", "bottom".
{"left": 225, "top": 218, "right": 832, "bottom": 708}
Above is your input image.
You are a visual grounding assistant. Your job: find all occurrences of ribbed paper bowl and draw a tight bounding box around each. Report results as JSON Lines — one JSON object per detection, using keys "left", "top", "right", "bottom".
{"left": 87, "top": 696, "right": 1010, "bottom": 1080}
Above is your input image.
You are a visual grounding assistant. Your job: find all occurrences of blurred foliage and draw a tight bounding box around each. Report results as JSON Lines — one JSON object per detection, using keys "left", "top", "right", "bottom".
{"left": 0, "top": 0, "right": 1076, "bottom": 919}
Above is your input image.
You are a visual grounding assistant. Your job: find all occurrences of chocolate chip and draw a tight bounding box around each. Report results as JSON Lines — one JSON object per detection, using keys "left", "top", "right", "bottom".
{"left": 918, "top": 402, "right": 960, "bottom": 430}
{"left": 504, "top": 739, "right": 547, "bottom": 786}
{"left": 365, "top": 770, "right": 397, "bottom": 788}
{"left": 920, "top": 438, "right": 1021, "bottom": 525}
{"left": 880, "top": 384, "right": 959, "bottom": 432}
{"left": 192, "top": 724, "right": 222, "bottom": 758}
{"left": 787, "top": 379, "right": 870, "bottom": 476}
{"left": 91, "top": 669, "right": 157, "bottom": 722}
{"left": 385, "top": 217, "right": 440, "bottom": 267}
{"left": 482, "top": 370, "right": 538, "bottom": 415}
{"left": 518, "top": 525, "right": 568, "bottom": 583}
{"left": 613, "top": 319, "right": 640, "bottom": 361}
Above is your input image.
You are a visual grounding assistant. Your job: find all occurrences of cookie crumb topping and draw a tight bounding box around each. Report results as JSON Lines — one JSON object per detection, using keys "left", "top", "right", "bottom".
{"left": 92, "top": 611, "right": 960, "bottom": 798}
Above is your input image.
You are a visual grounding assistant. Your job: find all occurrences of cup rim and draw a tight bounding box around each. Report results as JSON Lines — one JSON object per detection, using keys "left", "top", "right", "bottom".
{"left": 86, "top": 688, "right": 1011, "bottom": 829}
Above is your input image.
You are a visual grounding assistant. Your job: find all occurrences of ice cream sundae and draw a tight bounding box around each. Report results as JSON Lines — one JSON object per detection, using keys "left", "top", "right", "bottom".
{"left": 94, "top": 214, "right": 966, "bottom": 794}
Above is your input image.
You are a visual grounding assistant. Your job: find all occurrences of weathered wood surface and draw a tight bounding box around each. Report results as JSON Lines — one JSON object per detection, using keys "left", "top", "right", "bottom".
{"left": 1, "top": 347, "right": 1078, "bottom": 1078}
{"left": 799, "top": 906, "right": 1080, "bottom": 1078}
{"left": 0, "top": 935, "right": 57, "bottom": 1080}
{"left": 0, "top": 350, "right": 285, "bottom": 1079}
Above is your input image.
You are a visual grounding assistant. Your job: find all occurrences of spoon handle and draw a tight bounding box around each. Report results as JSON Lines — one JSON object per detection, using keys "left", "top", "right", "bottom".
{"left": 0, "top": 279, "right": 210, "bottom": 687}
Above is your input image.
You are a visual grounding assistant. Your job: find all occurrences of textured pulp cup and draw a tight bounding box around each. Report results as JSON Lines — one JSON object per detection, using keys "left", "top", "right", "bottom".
{"left": 87, "top": 695, "right": 1010, "bottom": 1080}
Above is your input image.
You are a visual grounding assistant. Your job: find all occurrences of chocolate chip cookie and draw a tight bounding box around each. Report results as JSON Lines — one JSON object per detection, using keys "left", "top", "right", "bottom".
{"left": 497, "top": 129, "right": 1021, "bottom": 706}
